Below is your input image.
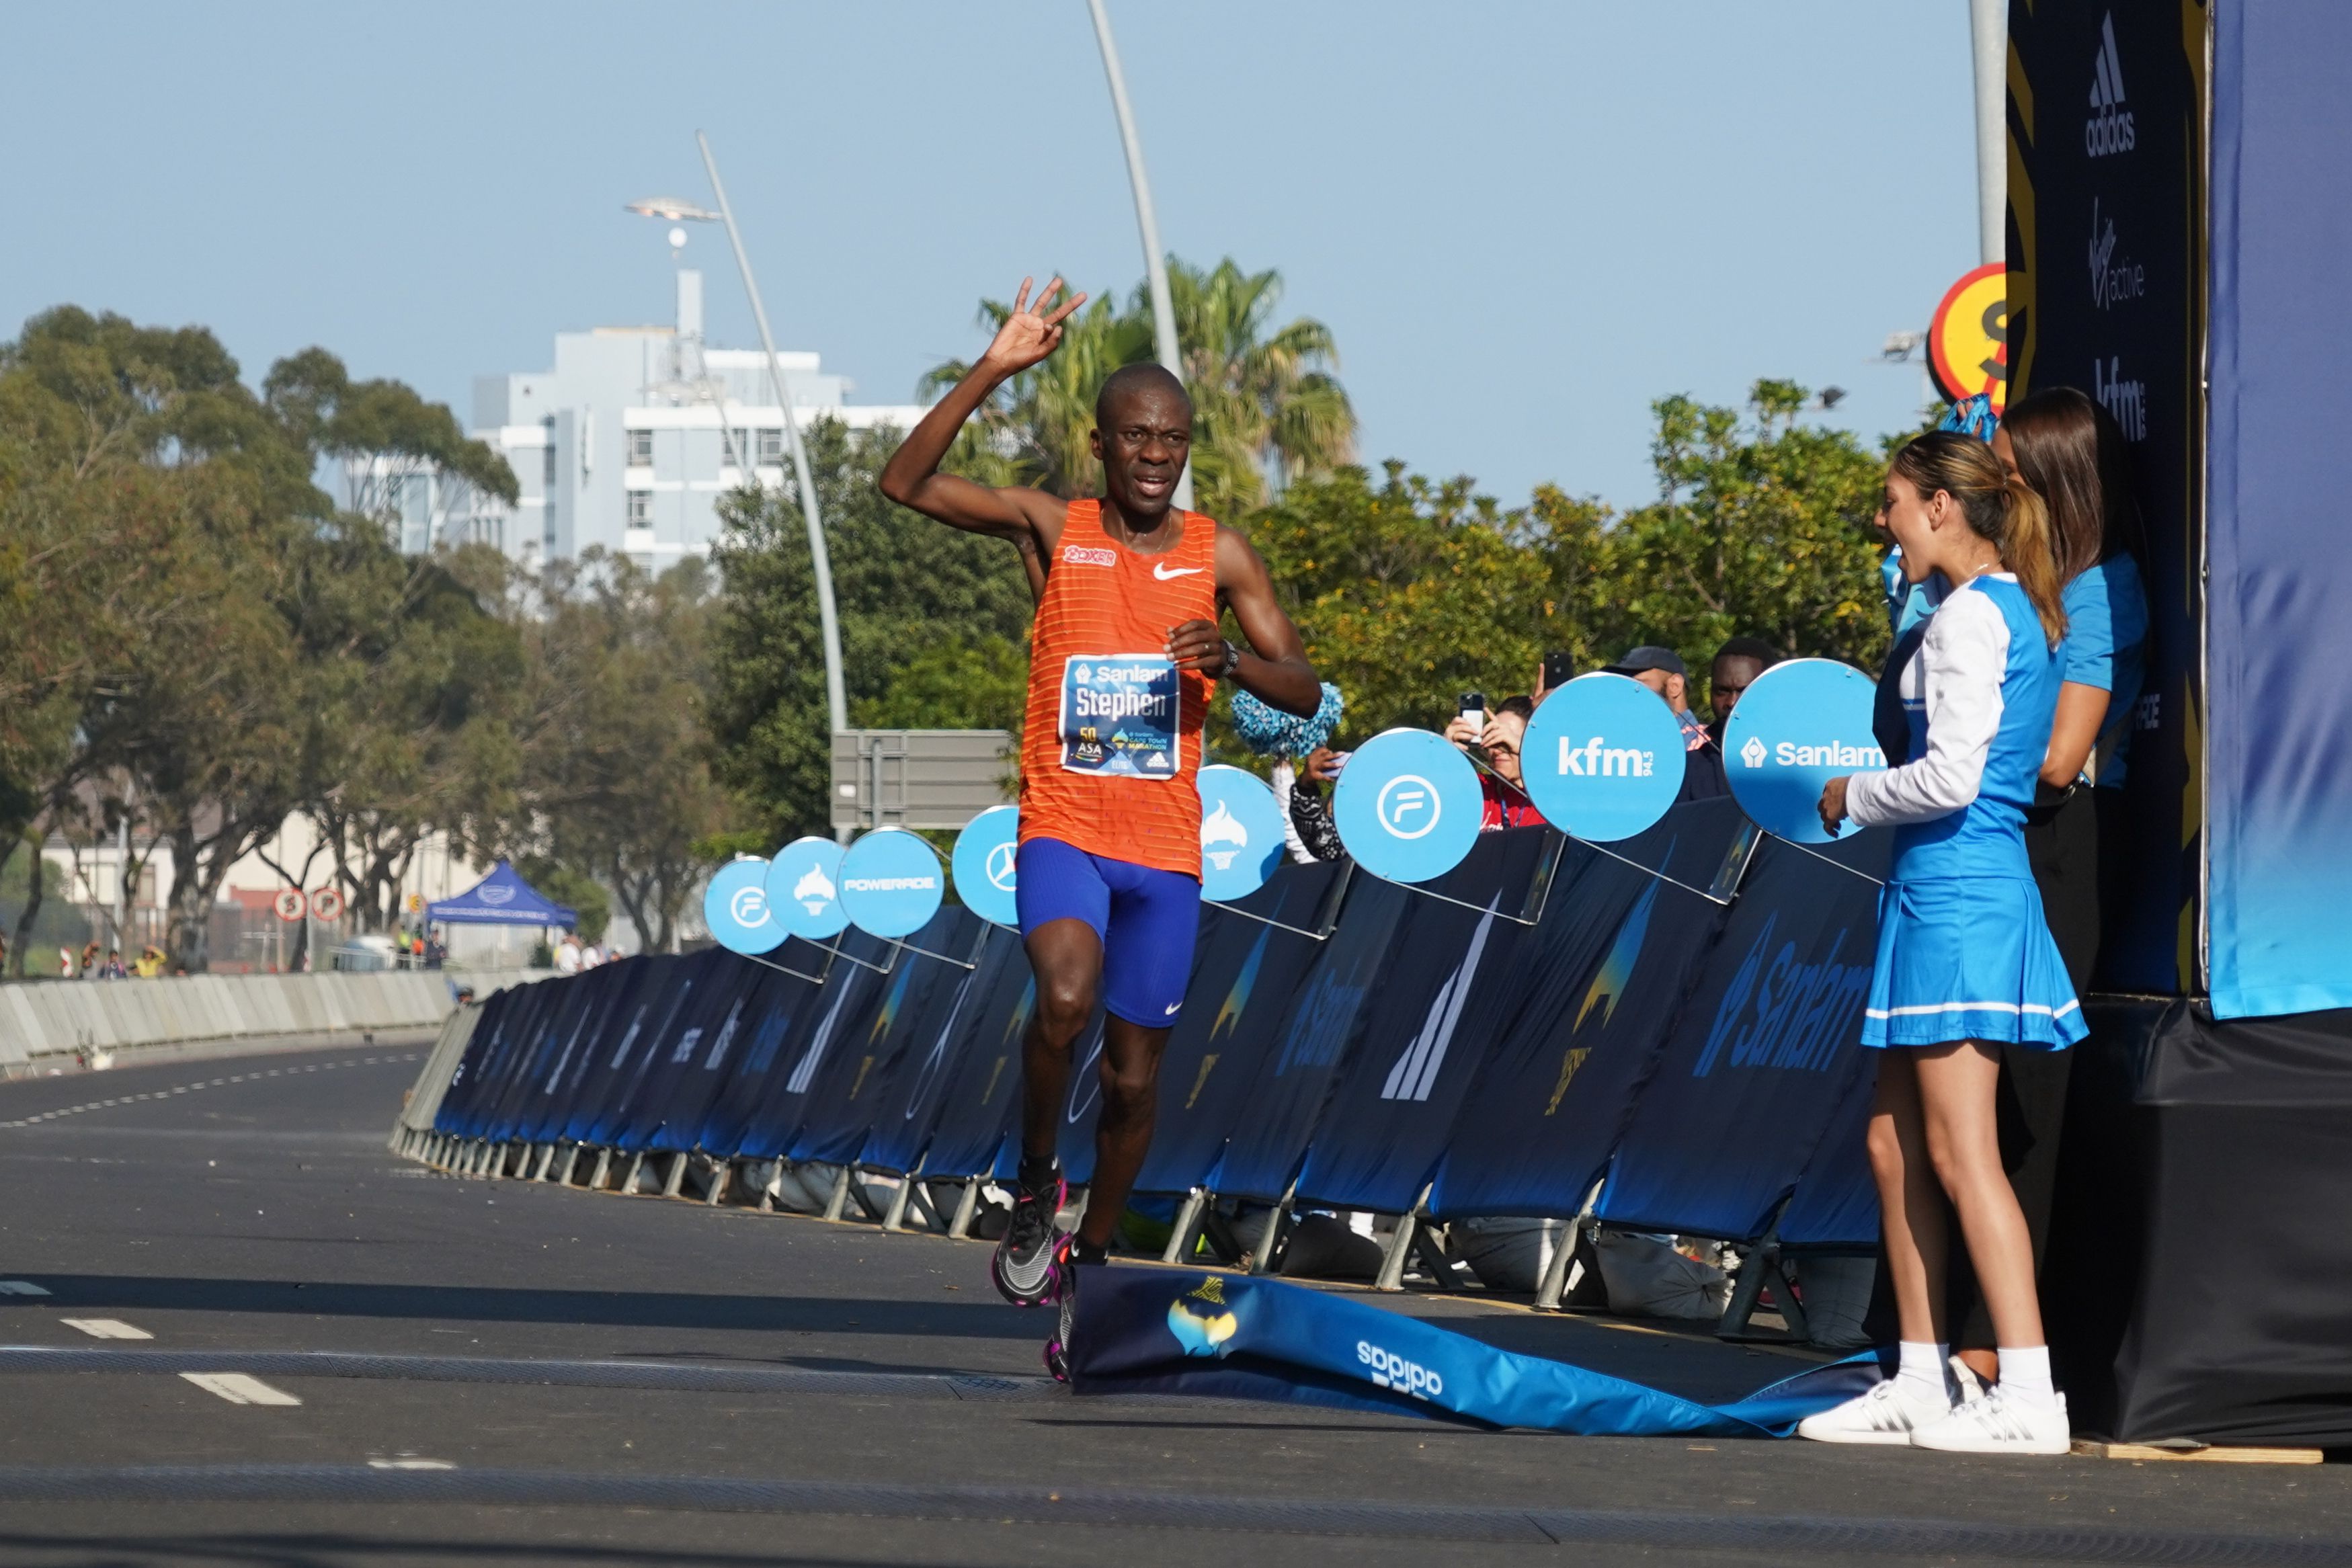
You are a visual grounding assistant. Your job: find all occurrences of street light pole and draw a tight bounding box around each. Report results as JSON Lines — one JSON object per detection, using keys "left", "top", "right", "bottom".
{"left": 1968, "top": 0, "right": 2006, "bottom": 267}
{"left": 1084, "top": 0, "right": 1192, "bottom": 512}
{"left": 694, "top": 131, "right": 851, "bottom": 753}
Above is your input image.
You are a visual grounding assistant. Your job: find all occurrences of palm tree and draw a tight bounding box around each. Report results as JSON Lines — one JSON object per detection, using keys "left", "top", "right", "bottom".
{"left": 919, "top": 258, "right": 1354, "bottom": 518}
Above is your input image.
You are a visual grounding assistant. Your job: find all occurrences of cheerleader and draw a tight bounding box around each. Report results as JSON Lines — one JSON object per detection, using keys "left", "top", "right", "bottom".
{"left": 1801, "top": 431, "right": 2085, "bottom": 1455}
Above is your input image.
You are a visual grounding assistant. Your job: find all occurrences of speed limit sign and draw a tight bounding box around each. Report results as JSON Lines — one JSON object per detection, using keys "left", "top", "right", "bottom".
{"left": 272, "top": 888, "right": 307, "bottom": 923}
{"left": 309, "top": 886, "right": 345, "bottom": 923}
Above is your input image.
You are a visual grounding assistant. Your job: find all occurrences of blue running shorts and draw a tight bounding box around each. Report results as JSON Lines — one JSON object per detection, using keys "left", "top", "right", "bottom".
{"left": 1015, "top": 837, "right": 1201, "bottom": 1027}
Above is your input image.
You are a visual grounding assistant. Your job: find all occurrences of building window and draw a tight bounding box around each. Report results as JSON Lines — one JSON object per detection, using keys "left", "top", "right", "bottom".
{"left": 628, "top": 429, "right": 654, "bottom": 466}
{"left": 542, "top": 443, "right": 556, "bottom": 487}
{"left": 626, "top": 491, "right": 651, "bottom": 526}
{"left": 757, "top": 427, "right": 784, "bottom": 464}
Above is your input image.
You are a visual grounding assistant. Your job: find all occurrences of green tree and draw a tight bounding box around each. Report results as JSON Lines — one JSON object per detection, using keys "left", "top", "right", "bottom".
{"left": 708, "top": 418, "right": 1033, "bottom": 841}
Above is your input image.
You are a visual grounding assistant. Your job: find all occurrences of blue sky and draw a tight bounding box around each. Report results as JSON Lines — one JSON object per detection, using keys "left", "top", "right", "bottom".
{"left": 2, "top": 3, "right": 1974, "bottom": 510}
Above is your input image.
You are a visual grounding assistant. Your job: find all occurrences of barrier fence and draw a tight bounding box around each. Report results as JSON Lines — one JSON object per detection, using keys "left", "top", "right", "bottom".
{"left": 395, "top": 800, "right": 1892, "bottom": 1327}
{"left": 1, "top": 967, "right": 514, "bottom": 1073}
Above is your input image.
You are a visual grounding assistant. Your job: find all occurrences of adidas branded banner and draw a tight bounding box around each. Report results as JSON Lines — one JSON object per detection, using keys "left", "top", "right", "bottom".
{"left": 1067, "top": 1269, "right": 1879, "bottom": 1436}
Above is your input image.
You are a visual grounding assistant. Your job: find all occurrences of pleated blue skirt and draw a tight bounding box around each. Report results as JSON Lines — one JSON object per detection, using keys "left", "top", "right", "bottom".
{"left": 1861, "top": 875, "right": 2086, "bottom": 1049}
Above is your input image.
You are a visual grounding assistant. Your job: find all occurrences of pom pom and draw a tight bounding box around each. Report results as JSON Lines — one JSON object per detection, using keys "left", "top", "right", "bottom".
{"left": 1229, "top": 682, "right": 1344, "bottom": 757}
{"left": 1937, "top": 393, "right": 1999, "bottom": 444}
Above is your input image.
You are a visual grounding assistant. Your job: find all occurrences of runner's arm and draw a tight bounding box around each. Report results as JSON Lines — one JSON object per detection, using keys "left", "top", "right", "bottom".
{"left": 1165, "top": 527, "right": 1321, "bottom": 717}
{"left": 879, "top": 277, "right": 1085, "bottom": 544}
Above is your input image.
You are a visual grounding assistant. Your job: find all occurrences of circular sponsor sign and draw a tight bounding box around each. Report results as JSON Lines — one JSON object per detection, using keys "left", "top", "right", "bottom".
{"left": 309, "top": 886, "right": 344, "bottom": 923}
{"left": 1197, "top": 764, "right": 1287, "bottom": 902}
{"left": 1722, "top": 658, "right": 1888, "bottom": 844}
{"left": 1331, "top": 727, "right": 1483, "bottom": 883}
{"left": 272, "top": 887, "right": 307, "bottom": 923}
{"left": 1520, "top": 673, "right": 1687, "bottom": 841}
{"left": 763, "top": 836, "right": 848, "bottom": 941}
{"left": 703, "top": 858, "right": 786, "bottom": 955}
{"left": 950, "top": 804, "right": 1020, "bottom": 928}
{"left": 1929, "top": 261, "right": 2008, "bottom": 413}
{"left": 838, "top": 828, "right": 946, "bottom": 940}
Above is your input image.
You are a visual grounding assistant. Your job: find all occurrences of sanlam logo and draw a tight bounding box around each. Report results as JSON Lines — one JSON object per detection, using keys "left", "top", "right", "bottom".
{"left": 1692, "top": 912, "right": 1873, "bottom": 1078}
{"left": 2085, "top": 13, "right": 2136, "bottom": 158}
{"left": 1379, "top": 897, "right": 1499, "bottom": 1102}
{"left": 1739, "top": 736, "right": 1767, "bottom": 769}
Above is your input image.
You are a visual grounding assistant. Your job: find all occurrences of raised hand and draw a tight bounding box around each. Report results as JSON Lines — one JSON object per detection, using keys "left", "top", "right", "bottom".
{"left": 978, "top": 276, "right": 1088, "bottom": 376}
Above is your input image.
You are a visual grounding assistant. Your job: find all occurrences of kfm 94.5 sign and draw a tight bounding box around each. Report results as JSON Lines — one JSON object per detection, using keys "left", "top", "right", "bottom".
{"left": 1520, "top": 674, "right": 1685, "bottom": 841}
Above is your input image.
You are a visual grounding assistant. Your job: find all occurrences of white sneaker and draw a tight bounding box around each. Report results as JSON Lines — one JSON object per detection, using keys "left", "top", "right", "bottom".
{"left": 1795, "top": 1378, "right": 1954, "bottom": 1445}
{"left": 1949, "top": 1356, "right": 1987, "bottom": 1403}
{"left": 1910, "top": 1387, "right": 2071, "bottom": 1455}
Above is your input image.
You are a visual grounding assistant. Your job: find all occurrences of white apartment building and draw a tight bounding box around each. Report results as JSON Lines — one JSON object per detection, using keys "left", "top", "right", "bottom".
{"left": 446, "top": 270, "right": 929, "bottom": 568}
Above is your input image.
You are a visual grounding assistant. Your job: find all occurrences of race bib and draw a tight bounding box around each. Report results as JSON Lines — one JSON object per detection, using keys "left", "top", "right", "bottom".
{"left": 1059, "top": 654, "right": 1181, "bottom": 780}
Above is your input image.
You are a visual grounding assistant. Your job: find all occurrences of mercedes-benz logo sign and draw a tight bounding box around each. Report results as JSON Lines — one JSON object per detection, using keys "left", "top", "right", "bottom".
{"left": 729, "top": 886, "right": 768, "bottom": 927}
{"left": 985, "top": 841, "right": 1018, "bottom": 891}
{"left": 1375, "top": 773, "right": 1441, "bottom": 839}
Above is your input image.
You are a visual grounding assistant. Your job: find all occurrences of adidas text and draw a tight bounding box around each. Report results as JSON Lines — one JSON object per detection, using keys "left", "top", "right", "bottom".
{"left": 1356, "top": 1340, "right": 1445, "bottom": 1399}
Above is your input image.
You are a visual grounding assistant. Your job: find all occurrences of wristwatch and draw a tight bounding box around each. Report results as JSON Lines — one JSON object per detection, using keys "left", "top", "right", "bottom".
{"left": 1217, "top": 638, "right": 1242, "bottom": 680}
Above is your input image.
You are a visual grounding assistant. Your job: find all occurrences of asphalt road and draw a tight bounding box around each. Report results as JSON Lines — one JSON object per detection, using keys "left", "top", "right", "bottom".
{"left": 0, "top": 1039, "right": 2343, "bottom": 1568}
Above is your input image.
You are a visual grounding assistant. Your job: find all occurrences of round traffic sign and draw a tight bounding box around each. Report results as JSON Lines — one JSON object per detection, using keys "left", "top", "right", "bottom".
{"left": 764, "top": 836, "right": 848, "bottom": 941}
{"left": 1331, "top": 728, "right": 1483, "bottom": 883}
{"left": 1929, "top": 261, "right": 2008, "bottom": 413}
{"left": 272, "top": 887, "right": 306, "bottom": 923}
{"left": 950, "top": 805, "right": 1020, "bottom": 928}
{"left": 1197, "top": 764, "right": 1287, "bottom": 902}
{"left": 1520, "top": 673, "right": 1687, "bottom": 841}
{"left": 703, "top": 858, "right": 786, "bottom": 955}
{"left": 838, "top": 828, "right": 946, "bottom": 939}
{"left": 309, "top": 886, "right": 344, "bottom": 923}
{"left": 1722, "top": 658, "right": 1888, "bottom": 844}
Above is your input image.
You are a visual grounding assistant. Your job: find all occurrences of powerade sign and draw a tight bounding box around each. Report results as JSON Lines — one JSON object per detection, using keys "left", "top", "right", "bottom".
{"left": 1721, "top": 659, "right": 1885, "bottom": 845}
{"left": 949, "top": 804, "right": 1019, "bottom": 928}
{"left": 838, "top": 828, "right": 945, "bottom": 940}
{"left": 764, "top": 837, "right": 848, "bottom": 941}
{"left": 1197, "top": 764, "right": 1286, "bottom": 902}
{"left": 1330, "top": 728, "right": 1483, "bottom": 883}
{"left": 1521, "top": 673, "right": 1685, "bottom": 841}
{"left": 1058, "top": 653, "right": 1180, "bottom": 780}
{"left": 704, "top": 859, "right": 784, "bottom": 956}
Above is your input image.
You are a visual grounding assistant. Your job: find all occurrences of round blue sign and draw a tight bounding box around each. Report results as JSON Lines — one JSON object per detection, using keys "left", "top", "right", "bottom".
{"left": 704, "top": 858, "right": 786, "bottom": 956}
{"left": 1197, "top": 764, "right": 1287, "bottom": 902}
{"left": 1722, "top": 657, "right": 1888, "bottom": 844}
{"left": 1331, "top": 727, "right": 1484, "bottom": 883}
{"left": 838, "top": 828, "right": 946, "bottom": 939}
{"left": 1520, "top": 673, "right": 1687, "bottom": 841}
{"left": 951, "top": 804, "right": 1021, "bottom": 928}
{"left": 764, "top": 836, "right": 848, "bottom": 941}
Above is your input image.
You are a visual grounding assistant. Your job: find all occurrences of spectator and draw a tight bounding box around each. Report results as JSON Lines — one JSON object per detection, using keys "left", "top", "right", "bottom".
{"left": 1601, "top": 645, "right": 1727, "bottom": 802}
{"left": 555, "top": 933, "right": 582, "bottom": 975}
{"left": 1707, "top": 636, "right": 1782, "bottom": 727}
{"left": 1445, "top": 695, "right": 1545, "bottom": 829}
{"left": 426, "top": 932, "right": 446, "bottom": 970}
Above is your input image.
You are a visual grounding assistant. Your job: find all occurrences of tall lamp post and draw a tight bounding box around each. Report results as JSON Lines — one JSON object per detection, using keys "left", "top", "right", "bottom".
{"left": 1968, "top": 0, "right": 2005, "bottom": 267}
{"left": 629, "top": 140, "right": 850, "bottom": 761}
{"left": 1085, "top": 0, "right": 1191, "bottom": 511}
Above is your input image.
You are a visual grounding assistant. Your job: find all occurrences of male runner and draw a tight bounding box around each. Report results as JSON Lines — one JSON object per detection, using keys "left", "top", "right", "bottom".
{"left": 880, "top": 278, "right": 1321, "bottom": 1333}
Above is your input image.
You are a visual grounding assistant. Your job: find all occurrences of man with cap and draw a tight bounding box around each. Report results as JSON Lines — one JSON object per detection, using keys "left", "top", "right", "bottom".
{"left": 1603, "top": 645, "right": 1728, "bottom": 802}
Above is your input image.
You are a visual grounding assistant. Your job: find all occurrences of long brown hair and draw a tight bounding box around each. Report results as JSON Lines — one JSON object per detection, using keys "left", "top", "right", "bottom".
{"left": 2000, "top": 386, "right": 2145, "bottom": 583}
{"left": 1890, "top": 431, "right": 2067, "bottom": 646}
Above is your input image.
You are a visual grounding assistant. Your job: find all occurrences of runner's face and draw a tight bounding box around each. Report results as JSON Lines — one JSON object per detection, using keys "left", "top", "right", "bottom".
{"left": 1092, "top": 384, "right": 1192, "bottom": 520}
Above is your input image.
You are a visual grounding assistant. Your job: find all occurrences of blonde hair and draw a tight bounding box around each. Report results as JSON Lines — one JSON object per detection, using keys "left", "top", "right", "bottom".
{"left": 1892, "top": 431, "right": 2067, "bottom": 646}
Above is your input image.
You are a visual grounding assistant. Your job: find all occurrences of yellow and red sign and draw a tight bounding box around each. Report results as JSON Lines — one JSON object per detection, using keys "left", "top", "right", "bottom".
{"left": 1929, "top": 262, "right": 2009, "bottom": 413}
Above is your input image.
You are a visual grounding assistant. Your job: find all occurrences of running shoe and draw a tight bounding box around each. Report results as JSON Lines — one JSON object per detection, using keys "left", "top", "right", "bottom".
{"left": 1043, "top": 1239, "right": 1106, "bottom": 1383}
{"left": 1910, "top": 1387, "right": 2070, "bottom": 1455}
{"left": 1795, "top": 1378, "right": 1955, "bottom": 1445}
{"left": 990, "top": 1170, "right": 1069, "bottom": 1307}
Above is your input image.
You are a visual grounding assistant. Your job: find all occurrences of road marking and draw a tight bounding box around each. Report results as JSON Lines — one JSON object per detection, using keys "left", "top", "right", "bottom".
{"left": 181, "top": 1372, "right": 302, "bottom": 1406}
{"left": 368, "top": 1457, "right": 454, "bottom": 1470}
{"left": 0, "top": 1053, "right": 418, "bottom": 1128}
{"left": 62, "top": 1319, "right": 152, "bottom": 1340}
{"left": 0, "top": 1282, "right": 50, "bottom": 1296}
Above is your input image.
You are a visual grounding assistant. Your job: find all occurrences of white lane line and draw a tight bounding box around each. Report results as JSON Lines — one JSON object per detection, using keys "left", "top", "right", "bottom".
{"left": 61, "top": 1318, "right": 152, "bottom": 1340}
{"left": 0, "top": 1282, "right": 50, "bottom": 1296}
{"left": 368, "top": 1457, "right": 454, "bottom": 1470}
{"left": 181, "top": 1371, "right": 302, "bottom": 1407}
{"left": 0, "top": 1055, "right": 399, "bottom": 1127}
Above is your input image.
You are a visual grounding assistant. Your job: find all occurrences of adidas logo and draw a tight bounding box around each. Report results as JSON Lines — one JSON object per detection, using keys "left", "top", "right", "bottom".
{"left": 1356, "top": 1340, "right": 1445, "bottom": 1399}
{"left": 2085, "top": 12, "right": 2136, "bottom": 158}
{"left": 1378, "top": 897, "right": 1498, "bottom": 1102}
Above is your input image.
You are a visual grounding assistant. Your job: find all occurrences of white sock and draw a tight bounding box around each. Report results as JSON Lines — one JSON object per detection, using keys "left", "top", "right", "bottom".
{"left": 1896, "top": 1341, "right": 1952, "bottom": 1405}
{"left": 1997, "top": 1346, "right": 2058, "bottom": 1410}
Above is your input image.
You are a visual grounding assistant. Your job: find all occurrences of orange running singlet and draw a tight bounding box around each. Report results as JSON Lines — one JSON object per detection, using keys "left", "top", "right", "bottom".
{"left": 1018, "top": 499, "right": 1219, "bottom": 878}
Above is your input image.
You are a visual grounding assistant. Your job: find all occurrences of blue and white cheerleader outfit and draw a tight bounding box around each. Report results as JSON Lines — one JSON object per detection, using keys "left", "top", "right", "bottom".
{"left": 1846, "top": 573, "right": 2088, "bottom": 1049}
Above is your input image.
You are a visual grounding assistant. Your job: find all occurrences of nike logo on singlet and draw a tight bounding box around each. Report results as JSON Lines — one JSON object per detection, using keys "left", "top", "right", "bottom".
{"left": 1151, "top": 563, "right": 1205, "bottom": 580}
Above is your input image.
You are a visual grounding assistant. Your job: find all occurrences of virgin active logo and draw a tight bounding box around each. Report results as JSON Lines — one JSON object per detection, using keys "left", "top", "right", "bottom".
{"left": 1520, "top": 673, "right": 1685, "bottom": 841}
{"left": 1356, "top": 1339, "right": 1445, "bottom": 1399}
